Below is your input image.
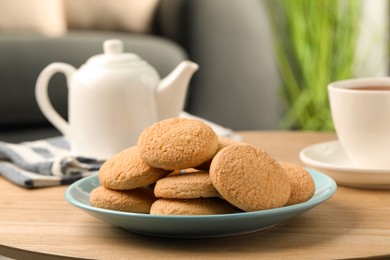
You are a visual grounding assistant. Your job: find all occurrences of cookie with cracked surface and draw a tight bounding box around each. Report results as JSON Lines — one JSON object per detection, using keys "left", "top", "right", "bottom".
{"left": 98, "top": 146, "right": 169, "bottom": 190}
{"left": 209, "top": 144, "right": 291, "bottom": 212}
{"left": 137, "top": 118, "right": 219, "bottom": 170}
{"left": 154, "top": 170, "right": 219, "bottom": 199}
{"left": 150, "top": 198, "right": 238, "bottom": 215}
{"left": 90, "top": 186, "right": 156, "bottom": 213}
{"left": 279, "top": 161, "right": 315, "bottom": 206}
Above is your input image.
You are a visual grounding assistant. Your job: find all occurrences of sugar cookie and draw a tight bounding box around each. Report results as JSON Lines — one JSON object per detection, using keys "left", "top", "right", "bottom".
{"left": 90, "top": 186, "right": 156, "bottom": 213}
{"left": 209, "top": 144, "right": 291, "bottom": 211}
{"left": 150, "top": 198, "right": 238, "bottom": 215}
{"left": 196, "top": 136, "right": 242, "bottom": 170}
{"left": 137, "top": 118, "right": 219, "bottom": 170}
{"left": 154, "top": 170, "right": 219, "bottom": 199}
{"left": 99, "top": 146, "right": 169, "bottom": 190}
{"left": 279, "top": 162, "right": 315, "bottom": 206}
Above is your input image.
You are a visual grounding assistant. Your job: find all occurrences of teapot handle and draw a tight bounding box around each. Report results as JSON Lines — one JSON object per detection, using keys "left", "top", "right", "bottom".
{"left": 35, "top": 62, "right": 76, "bottom": 137}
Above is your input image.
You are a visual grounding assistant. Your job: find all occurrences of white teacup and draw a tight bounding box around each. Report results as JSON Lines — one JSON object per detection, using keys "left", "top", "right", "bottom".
{"left": 328, "top": 77, "right": 390, "bottom": 168}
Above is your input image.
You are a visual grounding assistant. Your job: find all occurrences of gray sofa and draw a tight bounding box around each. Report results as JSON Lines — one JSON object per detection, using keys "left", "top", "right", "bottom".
{"left": 0, "top": 0, "right": 282, "bottom": 143}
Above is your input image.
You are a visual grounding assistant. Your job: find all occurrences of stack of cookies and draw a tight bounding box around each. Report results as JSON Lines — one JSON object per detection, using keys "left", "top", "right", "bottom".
{"left": 90, "top": 118, "right": 315, "bottom": 215}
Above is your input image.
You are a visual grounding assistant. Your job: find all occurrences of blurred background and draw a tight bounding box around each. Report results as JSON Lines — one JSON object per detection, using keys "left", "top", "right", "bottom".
{"left": 0, "top": 0, "right": 388, "bottom": 142}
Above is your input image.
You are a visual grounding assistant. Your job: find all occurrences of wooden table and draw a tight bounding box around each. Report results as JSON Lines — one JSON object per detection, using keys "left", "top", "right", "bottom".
{"left": 1, "top": 131, "right": 390, "bottom": 259}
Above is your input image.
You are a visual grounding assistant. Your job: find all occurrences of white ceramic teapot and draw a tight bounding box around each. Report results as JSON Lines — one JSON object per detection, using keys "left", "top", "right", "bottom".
{"left": 35, "top": 39, "right": 198, "bottom": 159}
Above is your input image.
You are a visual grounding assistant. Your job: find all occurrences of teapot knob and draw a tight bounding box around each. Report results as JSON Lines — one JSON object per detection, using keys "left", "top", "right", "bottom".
{"left": 103, "top": 39, "right": 123, "bottom": 54}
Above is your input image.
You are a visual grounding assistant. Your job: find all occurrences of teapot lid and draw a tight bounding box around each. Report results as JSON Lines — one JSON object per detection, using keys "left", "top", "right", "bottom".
{"left": 85, "top": 39, "right": 146, "bottom": 68}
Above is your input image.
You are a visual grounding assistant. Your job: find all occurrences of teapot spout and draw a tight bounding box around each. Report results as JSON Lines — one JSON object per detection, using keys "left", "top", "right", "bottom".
{"left": 156, "top": 60, "right": 199, "bottom": 120}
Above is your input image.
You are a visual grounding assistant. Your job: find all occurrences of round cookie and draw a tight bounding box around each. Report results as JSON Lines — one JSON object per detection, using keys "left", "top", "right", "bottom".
{"left": 209, "top": 144, "right": 291, "bottom": 211}
{"left": 150, "top": 198, "right": 238, "bottom": 215}
{"left": 196, "top": 136, "right": 243, "bottom": 170}
{"left": 137, "top": 118, "right": 219, "bottom": 170}
{"left": 279, "top": 162, "right": 315, "bottom": 206}
{"left": 90, "top": 186, "right": 156, "bottom": 213}
{"left": 154, "top": 170, "right": 219, "bottom": 199}
{"left": 99, "top": 146, "right": 169, "bottom": 190}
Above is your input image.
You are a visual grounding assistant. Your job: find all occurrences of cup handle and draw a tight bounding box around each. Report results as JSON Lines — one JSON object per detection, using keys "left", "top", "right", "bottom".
{"left": 35, "top": 62, "right": 76, "bottom": 137}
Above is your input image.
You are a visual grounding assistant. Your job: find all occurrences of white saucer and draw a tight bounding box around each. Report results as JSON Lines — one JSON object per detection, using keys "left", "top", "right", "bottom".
{"left": 300, "top": 140, "right": 390, "bottom": 189}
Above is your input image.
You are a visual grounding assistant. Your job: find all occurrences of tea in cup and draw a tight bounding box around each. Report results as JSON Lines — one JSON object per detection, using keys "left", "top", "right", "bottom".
{"left": 328, "top": 77, "right": 390, "bottom": 168}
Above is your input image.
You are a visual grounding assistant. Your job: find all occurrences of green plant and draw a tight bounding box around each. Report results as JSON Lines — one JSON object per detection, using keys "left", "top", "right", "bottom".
{"left": 265, "top": 0, "right": 362, "bottom": 130}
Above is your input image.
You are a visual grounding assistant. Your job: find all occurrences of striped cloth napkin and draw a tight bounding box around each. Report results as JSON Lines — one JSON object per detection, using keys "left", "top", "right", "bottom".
{"left": 0, "top": 137, "right": 102, "bottom": 188}
{"left": 0, "top": 113, "right": 241, "bottom": 189}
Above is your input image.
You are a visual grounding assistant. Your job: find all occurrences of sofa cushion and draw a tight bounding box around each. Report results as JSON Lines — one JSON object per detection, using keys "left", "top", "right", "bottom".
{"left": 65, "top": 0, "right": 160, "bottom": 33}
{"left": 0, "top": 31, "right": 187, "bottom": 127}
{"left": 0, "top": 0, "right": 66, "bottom": 36}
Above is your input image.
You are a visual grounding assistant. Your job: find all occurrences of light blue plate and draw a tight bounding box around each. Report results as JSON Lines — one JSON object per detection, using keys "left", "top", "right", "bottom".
{"left": 65, "top": 168, "right": 337, "bottom": 238}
